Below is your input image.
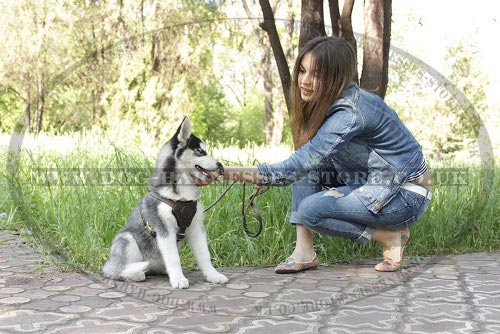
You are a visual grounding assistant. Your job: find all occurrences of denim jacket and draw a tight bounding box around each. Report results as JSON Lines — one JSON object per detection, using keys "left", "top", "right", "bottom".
{"left": 258, "top": 83, "right": 426, "bottom": 214}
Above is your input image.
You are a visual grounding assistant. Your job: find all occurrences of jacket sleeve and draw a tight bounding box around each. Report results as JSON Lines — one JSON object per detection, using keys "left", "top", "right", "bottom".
{"left": 258, "top": 106, "right": 364, "bottom": 186}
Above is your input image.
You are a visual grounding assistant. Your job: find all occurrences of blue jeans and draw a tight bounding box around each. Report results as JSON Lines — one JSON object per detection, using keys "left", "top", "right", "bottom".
{"left": 290, "top": 170, "right": 431, "bottom": 244}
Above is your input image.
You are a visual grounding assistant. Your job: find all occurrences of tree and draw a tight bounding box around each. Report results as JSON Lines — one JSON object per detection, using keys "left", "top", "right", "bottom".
{"left": 0, "top": 0, "right": 65, "bottom": 135}
{"left": 0, "top": 0, "right": 395, "bottom": 148}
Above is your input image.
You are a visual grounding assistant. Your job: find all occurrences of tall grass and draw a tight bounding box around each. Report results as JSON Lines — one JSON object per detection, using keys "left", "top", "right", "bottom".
{"left": 1, "top": 140, "right": 499, "bottom": 273}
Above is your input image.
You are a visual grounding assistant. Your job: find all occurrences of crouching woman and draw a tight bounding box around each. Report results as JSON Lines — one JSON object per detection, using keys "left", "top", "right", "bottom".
{"left": 224, "top": 36, "right": 432, "bottom": 273}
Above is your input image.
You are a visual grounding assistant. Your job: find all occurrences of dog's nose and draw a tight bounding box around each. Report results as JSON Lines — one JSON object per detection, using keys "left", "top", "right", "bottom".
{"left": 217, "top": 162, "right": 224, "bottom": 175}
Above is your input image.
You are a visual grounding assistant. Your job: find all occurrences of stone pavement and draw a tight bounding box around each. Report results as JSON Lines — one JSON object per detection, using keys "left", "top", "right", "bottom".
{"left": 0, "top": 230, "right": 499, "bottom": 334}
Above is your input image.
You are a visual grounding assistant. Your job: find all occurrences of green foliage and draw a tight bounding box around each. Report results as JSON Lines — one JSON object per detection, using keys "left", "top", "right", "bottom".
{"left": 0, "top": 90, "right": 24, "bottom": 132}
{"left": 188, "top": 77, "right": 229, "bottom": 144}
{"left": 226, "top": 91, "right": 267, "bottom": 148}
{"left": 386, "top": 40, "right": 488, "bottom": 158}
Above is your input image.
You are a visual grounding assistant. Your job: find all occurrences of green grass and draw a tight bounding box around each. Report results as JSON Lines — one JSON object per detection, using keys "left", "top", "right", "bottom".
{"left": 1, "top": 143, "right": 499, "bottom": 273}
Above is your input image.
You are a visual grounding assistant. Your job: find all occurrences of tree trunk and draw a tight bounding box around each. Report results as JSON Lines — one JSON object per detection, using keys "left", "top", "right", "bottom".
{"left": 340, "top": 0, "right": 358, "bottom": 83}
{"left": 21, "top": 79, "right": 33, "bottom": 133}
{"left": 151, "top": 35, "right": 161, "bottom": 73}
{"left": 259, "top": 0, "right": 291, "bottom": 113}
{"left": 91, "top": 89, "right": 104, "bottom": 121}
{"left": 262, "top": 47, "right": 275, "bottom": 145}
{"left": 23, "top": 102, "right": 31, "bottom": 133}
{"left": 328, "top": 0, "right": 358, "bottom": 83}
{"left": 328, "top": 0, "right": 341, "bottom": 36}
{"left": 299, "top": 0, "right": 326, "bottom": 50}
{"left": 261, "top": 43, "right": 285, "bottom": 146}
{"left": 360, "top": 0, "right": 392, "bottom": 98}
{"left": 33, "top": 76, "right": 44, "bottom": 135}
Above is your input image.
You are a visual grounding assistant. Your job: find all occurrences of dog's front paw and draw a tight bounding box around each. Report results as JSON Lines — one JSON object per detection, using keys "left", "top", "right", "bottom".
{"left": 206, "top": 271, "right": 229, "bottom": 284}
{"left": 170, "top": 276, "right": 189, "bottom": 289}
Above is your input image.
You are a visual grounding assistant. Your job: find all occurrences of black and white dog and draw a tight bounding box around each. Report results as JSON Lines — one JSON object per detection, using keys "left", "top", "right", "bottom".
{"left": 102, "top": 117, "right": 228, "bottom": 289}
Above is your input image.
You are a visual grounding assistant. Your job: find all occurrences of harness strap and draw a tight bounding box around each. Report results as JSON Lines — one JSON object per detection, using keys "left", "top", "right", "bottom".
{"left": 139, "top": 209, "right": 157, "bottom": 238}
{"left": 148, "top": 192, "right": 177, "bottom": 208}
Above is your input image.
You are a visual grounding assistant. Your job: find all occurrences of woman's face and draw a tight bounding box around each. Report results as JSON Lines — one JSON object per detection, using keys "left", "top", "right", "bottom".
{"left": 298, "top": 52, "right": 318, "bottom": 102}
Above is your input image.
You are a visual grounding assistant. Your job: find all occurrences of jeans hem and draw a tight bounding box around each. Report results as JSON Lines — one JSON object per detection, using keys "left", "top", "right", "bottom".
{"left": 355, "top": 226, "right": 374, "bottom": 245}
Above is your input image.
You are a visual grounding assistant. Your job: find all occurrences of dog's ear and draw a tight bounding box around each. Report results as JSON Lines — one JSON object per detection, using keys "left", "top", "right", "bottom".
{"left": 176, "top": 116, "right": 192, "bottom": 144}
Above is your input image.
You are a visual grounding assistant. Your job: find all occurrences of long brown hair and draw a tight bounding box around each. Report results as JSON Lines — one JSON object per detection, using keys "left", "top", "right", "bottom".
{"left": 290, "top": 36, "right": 357, "bottom": 149}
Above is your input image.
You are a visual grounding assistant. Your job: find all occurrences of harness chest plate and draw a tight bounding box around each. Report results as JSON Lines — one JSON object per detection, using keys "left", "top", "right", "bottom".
{"left": 171, "top": 200, "right": 197, "bottom": 241}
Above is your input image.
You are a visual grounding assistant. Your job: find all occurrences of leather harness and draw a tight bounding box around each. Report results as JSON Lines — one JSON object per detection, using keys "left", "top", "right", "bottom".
{"left": 140, "top": 192, "right": 197, "bottom": 242}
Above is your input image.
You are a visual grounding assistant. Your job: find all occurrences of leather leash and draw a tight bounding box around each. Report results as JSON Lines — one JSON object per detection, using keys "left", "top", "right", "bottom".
{"left": 240, "top": 183, "right": 269, "bottom": 237}
{"left": 204, "top": 180, "right": 268, "bottom": 238}
{"left": 203, "top": 180, "right": 237, "bottom": 212}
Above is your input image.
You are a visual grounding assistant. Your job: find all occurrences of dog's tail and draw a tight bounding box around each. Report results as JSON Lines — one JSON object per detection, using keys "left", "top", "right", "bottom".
{"left": 121, "top": 261, "right": 149, "bottom": 281}
{"left": 102, "top": 232, "right": 149, "bottom": 281}
{"left": 102, "top": 260, "right": 149, "bottom": 281}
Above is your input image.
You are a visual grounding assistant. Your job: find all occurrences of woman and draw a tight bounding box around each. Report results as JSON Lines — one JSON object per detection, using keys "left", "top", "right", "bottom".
{"left": 223, "top": 36, "right": 432, "bottom": 273}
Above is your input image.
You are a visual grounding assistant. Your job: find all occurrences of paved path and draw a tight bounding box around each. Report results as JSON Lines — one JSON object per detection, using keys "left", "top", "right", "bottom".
{"left": 0, "top": 230, "right": 499, "bottom": 334}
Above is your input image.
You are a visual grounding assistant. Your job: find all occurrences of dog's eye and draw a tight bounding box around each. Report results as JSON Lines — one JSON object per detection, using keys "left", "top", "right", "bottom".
{"left": 195, "top": 148, "right": 207, "bottom": 156}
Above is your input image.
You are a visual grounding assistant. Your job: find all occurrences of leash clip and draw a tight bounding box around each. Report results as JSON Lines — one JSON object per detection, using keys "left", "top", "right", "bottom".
{"left": 143, "top": 220, "right": 157, "bottom": 238}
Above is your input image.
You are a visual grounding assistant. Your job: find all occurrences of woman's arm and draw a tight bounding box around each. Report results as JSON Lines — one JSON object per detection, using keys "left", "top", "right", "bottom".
{"left": 223, "top": 166, "right": 263, "bottom": 184}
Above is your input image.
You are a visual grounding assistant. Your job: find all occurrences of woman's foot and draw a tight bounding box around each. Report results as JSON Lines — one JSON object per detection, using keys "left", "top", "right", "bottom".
{"left": 275, "top": 224, "right": 318, "bottom": 274}
{"left": 275, "top": 252, "right": 319, "bottom": 274}
{"left": 373, "top": 228, "right": 410, "bottom": 272}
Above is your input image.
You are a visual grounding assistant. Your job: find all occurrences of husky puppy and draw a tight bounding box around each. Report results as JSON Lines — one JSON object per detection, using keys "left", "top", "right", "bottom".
{"left": 102, "top": 117, "right": 228, "bottom": 289}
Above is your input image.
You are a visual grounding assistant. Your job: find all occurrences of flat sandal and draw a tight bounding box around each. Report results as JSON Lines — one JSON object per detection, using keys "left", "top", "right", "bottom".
{"left": 375, "top": 228, "right": 410, "bottom": 272}
{"left": 275, "top": 253, "right": 319, "bottom": 274}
